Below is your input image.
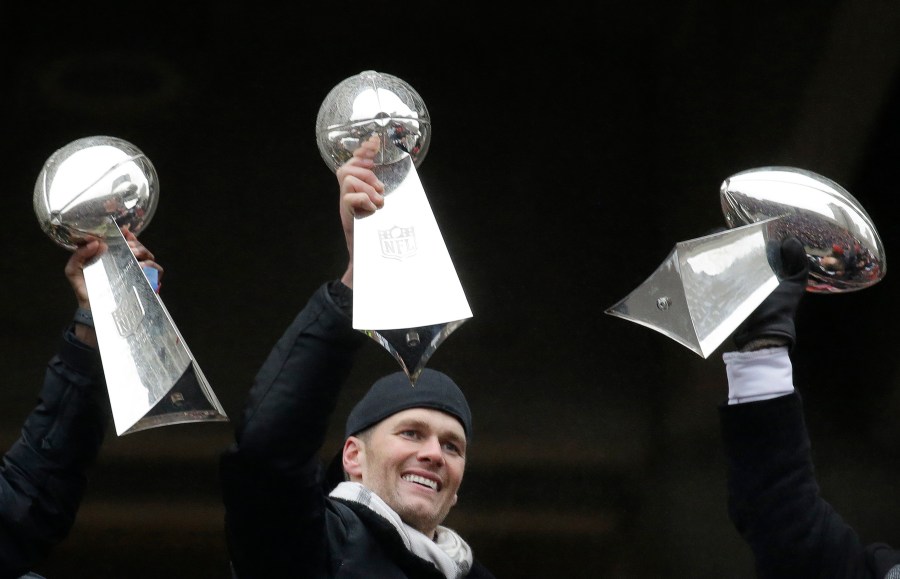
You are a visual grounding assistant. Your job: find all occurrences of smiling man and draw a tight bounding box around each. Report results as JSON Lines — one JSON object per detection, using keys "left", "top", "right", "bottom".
{"left": 220, "top": 137, "right": 496, "bottom": 578}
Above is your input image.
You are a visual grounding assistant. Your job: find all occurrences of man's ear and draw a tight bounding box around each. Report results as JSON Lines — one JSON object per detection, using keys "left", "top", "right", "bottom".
{"left": 342, "top": 436, "right": 364, "bottom": 479}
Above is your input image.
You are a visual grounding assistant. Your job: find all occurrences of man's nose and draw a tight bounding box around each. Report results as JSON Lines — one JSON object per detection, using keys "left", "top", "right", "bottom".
{"left": 418, "top": 436, "right": 444, "bottom": 464}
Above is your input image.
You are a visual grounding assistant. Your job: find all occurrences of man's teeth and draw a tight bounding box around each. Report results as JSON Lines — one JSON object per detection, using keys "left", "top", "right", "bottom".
{"left": 403, "top": 474, "right": 438, "bottom": 490}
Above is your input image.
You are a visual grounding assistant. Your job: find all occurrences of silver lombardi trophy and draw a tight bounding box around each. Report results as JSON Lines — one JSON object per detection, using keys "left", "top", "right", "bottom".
{"left": 34, "top": 136, "right": 228, "bottom": 435}
{"left": 316, "top": 70, "right": 472, "bottom": 384}
{"left": 606, "top": 167, "right": 886, "bottom": 358}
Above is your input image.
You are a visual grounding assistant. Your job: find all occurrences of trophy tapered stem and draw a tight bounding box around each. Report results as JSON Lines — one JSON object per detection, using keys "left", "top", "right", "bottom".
{"left": 83, "top": 228, "right": 227, "bottom": 435}
{"left": 351, "top": 158, "right": 472, "bottom": 378}
{"left": 606, "top": 222, "right": 781, "bottom": 358}
{"left": 352, "top": 158, "right": 471, "bottom": 330}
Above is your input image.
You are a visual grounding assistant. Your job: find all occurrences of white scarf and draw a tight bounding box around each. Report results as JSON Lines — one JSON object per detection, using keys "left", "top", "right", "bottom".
{"left": 329, "top": 481, "right": 473, "bottom": 579}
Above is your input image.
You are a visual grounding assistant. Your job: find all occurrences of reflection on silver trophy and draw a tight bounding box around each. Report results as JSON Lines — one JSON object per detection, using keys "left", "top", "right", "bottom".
{"left": 606, "top": 166, "right": 886, "bottom": 358}
{"left": 34, "top": 136, "right": 228, "bottom": 435}
{"left": 316, "top": 70, "right": 472, "bottom": 384}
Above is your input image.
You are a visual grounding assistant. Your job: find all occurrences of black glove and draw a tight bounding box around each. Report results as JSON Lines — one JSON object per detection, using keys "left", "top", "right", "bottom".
{"left": 732, "top": 236, "right": 810, "bottom": 351}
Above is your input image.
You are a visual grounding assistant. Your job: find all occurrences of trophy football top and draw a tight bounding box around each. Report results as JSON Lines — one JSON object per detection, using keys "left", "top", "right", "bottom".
{"left": 720, "top": 166, "right": 886, "bottom": 292}
{"left": 315, "top": 70, "right": 431, "bottom": 172}
{"left": 33, "top": 135, "right": 158, "bottom": 251}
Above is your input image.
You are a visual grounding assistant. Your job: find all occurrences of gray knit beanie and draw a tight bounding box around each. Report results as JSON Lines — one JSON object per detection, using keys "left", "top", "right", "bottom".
{"left": 344, "top": 368, "right": 472, "bottom": 441}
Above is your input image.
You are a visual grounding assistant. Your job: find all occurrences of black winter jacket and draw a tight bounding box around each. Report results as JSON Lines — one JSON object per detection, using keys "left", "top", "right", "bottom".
{"left": 720, "top": 392, "right": 900, "bottom": 578}
{"left": 0, "top": 329, "right": 107, "bottom": 579}
{"left": 221, "top": 282, "right": 495, "bottom": 578}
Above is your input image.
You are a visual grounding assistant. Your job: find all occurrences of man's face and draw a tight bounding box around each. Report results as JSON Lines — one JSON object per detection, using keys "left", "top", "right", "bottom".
{"left": 344, "top": 407, "right": 467, "bottom": 537}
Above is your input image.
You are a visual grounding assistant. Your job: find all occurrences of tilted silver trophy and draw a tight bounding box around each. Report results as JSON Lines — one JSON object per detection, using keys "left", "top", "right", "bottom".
{"left": 316, "top": 70, "right": 472, "bottom": 384}
{"left": 34, "top": 136, "right": 228, "bottom": 435}
{"left": 606, "top": 167, "right": 886, "bottom": 357}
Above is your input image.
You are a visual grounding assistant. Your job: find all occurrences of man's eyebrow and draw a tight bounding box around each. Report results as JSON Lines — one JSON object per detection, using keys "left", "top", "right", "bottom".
{"left": 394, "top": 418, "right": 429, "bottom": 430}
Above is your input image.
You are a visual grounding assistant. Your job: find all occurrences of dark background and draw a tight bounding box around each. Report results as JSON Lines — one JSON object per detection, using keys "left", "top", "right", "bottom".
{"left": 2, "top": 2, "right": 900, "bottom": 577}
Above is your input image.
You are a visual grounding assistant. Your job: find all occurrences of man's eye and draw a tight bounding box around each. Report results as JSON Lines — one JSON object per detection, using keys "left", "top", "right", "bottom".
{"left": 443, "top": 442, "right": 461, "bottom": 454}
{"left": 400, "top": 430, "right": 419, "bottom": 438}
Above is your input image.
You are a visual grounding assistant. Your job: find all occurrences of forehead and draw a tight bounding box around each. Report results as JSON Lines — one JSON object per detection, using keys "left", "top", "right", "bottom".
{"left": 379, "top": 408, "right": 466, "bottom": 439}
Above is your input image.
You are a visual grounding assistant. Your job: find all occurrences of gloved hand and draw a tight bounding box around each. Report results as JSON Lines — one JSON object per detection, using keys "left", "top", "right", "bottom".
{"left": 732, "top": 236, "right": 810, "bottom": 351}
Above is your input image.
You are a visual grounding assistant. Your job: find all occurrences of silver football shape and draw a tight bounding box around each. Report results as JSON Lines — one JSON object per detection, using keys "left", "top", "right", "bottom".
{"left": 34, "top": 136, "right": 158, "bottom": 251}
{"left": 720, "top": 166, "right": 886, "bottom": 292}
{"left": 315, "top": 70, "right": 430, "bottom": 173}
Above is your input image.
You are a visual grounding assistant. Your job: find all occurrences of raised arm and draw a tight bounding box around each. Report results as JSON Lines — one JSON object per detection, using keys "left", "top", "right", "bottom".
{"left": 0, "top": 229, "right": 161, "bottom": 577}
{"left": 220, "top": 146, "right": 382, "bottom": 577}
{"left": 719, "top": 237, "right": 896, "bottom": 576}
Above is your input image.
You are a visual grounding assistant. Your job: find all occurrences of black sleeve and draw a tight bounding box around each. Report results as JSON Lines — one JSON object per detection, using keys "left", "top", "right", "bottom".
{"left": 0, "top": 329, "right": 107, "bottom": 578}
{"left": 719, "top": 392, "right": 894, "bottom": 578}
{"left": 220, "top": 281, "right": 366, "bottom": 577}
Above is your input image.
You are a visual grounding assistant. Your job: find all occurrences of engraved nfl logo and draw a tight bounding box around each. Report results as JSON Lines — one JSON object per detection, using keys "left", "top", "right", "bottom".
{"left": 379, "top": 225, "right": 417, "bottom": 260}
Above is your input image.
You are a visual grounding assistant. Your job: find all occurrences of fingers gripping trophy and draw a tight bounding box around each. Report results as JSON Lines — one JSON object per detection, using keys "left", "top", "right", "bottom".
{"left": 34, "top": 136, "right": 228, "bottom": 435}
{"left": 316, "top": 71, "right": 472, "bottom": 384}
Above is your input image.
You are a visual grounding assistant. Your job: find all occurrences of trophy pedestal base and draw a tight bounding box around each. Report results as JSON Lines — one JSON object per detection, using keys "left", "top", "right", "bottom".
{"left": 364, "top": 320, "right": 467, "bottom": 385}
{"left": 123, "top": 364, "right": 229, "bottom": 435}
